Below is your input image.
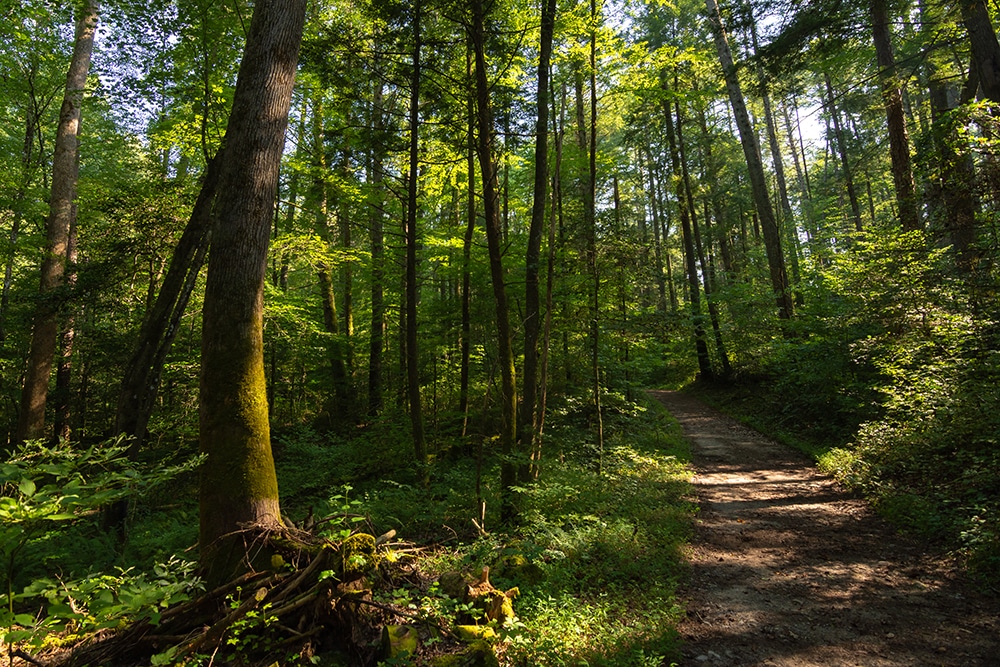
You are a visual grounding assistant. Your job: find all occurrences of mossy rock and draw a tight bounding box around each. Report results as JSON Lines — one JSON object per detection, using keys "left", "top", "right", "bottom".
{"left": 430, "top": 641, "right": 499, "bottom": 667}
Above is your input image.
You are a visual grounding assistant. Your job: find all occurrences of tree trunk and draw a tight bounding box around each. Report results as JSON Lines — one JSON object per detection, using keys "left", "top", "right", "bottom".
{"left": 962, "top": 0, "right": 1000, "bottom": 103}
{"left": 824, "top": 71, "right": 863, "bottom": 233}
{"left": 198, "top": 0, "right": 306, "bottom": 585}
{"left": 16, "top": 0, "right": 98, "bottom": 444}
{"left": 643, "top": 151, "right": 668, "bottom": 313}
{"left": 705, "top": 0, "right": 793, "bottom": 321}
{"left": 115, "top": 156, "right": 219, "bottom": 456}
{"left": 368, "top": 76, "right": 386, "bottom": 416}
{"left": 677, "top": 98, "right": 730, "bottom": 378}
{"left": 518, "top": 0, "right": 556, "bottom": 482}
{"left": 587, "top": 0, "right": 604, "bottom": 476}
{"left": 871, "top": 0, "right": 919, "bottom": 231}
{"left": 471, "top": 0, "right": 518, "bottom": 523}
{"left": 310, "top": 97, "right": 351, "bottom": 425}
{"left": 663, "top": 96, "right": 713, "bottom": 380}
{"left": 53, "top": 213, "right": 78, "bottom": 441}
{"left": 1, "top": 74, "right": 42, "bottom": 346}
{"left": 459, "top": 53, "right": 475, "bottom": 437}
{"left": 405, "top": 3, "right": 426, "bottom": 464}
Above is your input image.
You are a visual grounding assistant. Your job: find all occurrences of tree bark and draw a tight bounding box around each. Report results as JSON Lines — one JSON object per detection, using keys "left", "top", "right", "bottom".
{"left": 115, "top": 156, "right": 219, "bottom": 455}
{"left": 198, "top": 0, "right": 306, "bottom": 584}
{"left": 471, "top": 0, "right": 518, "bottom": 523}
{"left": 53, "top": 213, "right": 79, "bottom": 441}
{"left": 405, "top": 3, "right": 426, "bottom": 464}
{"left": 519, "top": 0, "right": 556, "bottom": 482}
{"left": 16, "top": 0, "right": 98, "bottom": 444}
{"left": 871, "top": 0, "right": 920, "bottom": 231}
{"left": 962, "top": 0, "right": 1000, "bottom": 103}
{"left": 368, "top": 75, "right": 386, "bottom": 416}
{"left": 663, "top": 96, "right": 713, "bottom": 380}
{"left": 459, "top": 51, "right": 475, "bottom": 437}
{"left": 705, "top": 0, "right": 793, "bottom": 320}
{"left": 824, "top": 71, "right": 863, "bottom": 232}
{"left": 587, "top": 0, "right": 604, "bottom": 476}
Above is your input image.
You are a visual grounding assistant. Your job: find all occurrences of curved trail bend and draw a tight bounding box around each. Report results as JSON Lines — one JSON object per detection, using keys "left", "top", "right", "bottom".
{"left": 650, "top": 390, "right": 1000, "bottom": 667}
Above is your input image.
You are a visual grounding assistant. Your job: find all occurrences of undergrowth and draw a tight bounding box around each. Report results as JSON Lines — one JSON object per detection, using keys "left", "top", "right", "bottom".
{"left": 2, "top": 392, "right": 695, "bottom": 666}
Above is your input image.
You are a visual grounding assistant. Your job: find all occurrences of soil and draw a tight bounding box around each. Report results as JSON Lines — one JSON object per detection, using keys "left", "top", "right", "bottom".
{"left": 649, "top": 390, "right": 1000, "bottom": 667}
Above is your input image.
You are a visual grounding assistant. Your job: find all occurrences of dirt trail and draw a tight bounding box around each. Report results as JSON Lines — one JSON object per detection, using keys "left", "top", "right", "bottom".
{"left": 650, "top": 390, "right": 1000, "bottom": 667}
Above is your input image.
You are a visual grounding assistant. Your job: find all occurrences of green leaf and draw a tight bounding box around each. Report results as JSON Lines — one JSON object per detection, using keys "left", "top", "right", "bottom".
{"left": 18, "top": 478, "right": 35, "bottom": 497}
{"left": 14, "top": 613, "right": 36, "bottom": 626}
{"left": 44, "top": 513, "right": 78, "bottom": 521}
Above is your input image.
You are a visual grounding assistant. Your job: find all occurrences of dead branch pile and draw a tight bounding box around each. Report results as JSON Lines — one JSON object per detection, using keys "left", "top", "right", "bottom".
{"left": 38, "top": 525, "right": 498, "bottom": 667}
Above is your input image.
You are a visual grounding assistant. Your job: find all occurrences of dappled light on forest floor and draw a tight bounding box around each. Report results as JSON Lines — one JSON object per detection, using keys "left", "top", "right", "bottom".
{"left": 651, "top": 390, "right": 1000, "bottom": 667}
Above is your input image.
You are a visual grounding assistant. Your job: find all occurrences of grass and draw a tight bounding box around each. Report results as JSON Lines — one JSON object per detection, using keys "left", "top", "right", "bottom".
{"left": 409, "top": 393, "right": 695, "bottom": 666}
{"left": 3, "top": 392, "right": 697, "bottom": 665}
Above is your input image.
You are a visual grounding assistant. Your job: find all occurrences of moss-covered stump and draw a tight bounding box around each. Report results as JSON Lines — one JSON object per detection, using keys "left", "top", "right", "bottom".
{"left": 439, "top": 566, "right": 519, "bottom": 625}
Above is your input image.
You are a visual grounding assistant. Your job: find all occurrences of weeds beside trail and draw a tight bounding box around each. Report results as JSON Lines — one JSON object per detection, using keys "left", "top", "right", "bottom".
{"left": 3, "top": 393, "right": 697, "bottom": 666}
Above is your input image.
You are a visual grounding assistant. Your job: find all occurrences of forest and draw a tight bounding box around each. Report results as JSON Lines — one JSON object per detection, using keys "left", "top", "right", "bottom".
{"left": 1, "top": 0, "right": 999, "bottom": 662}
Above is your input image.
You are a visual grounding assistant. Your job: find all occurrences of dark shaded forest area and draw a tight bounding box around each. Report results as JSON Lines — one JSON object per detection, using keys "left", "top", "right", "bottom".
{"left": 1, "top": 0, "right": 999, "bottom": 662}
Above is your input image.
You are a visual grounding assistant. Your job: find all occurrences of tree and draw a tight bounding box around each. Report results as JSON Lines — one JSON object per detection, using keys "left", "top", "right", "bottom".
{"left": 870, "top": 0, "right": 918, "bottom": 232}
{"left": 15, "top": 0, "right": 99, "bottom": 444}
{"left": 519, "top": 0, "right": 557, "bottom": 480}
{"left": 704, "top": 0, "right": 793, "bottom": 321}
{"left": 198, "top": 0, "right": 307, "bottom": 583}
{"left": 405, "top": 1, "right": 426, "bottom": 464}
{"left": 471, "top": 0, "right": 517, "bottom": 523}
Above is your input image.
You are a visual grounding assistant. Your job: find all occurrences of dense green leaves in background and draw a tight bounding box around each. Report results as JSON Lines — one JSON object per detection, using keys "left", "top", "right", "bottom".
{"left": 1, "top": 0, "right": 1000, "bottom": 660}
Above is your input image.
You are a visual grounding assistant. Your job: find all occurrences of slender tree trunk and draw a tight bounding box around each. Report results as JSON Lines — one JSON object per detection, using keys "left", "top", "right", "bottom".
{"left": 368, "top": 77, "right": 386, "bottom": 416}
{"left": 824, "top": 71, "right": 863, "bottom": 232}
{"left": 587, "top": 0, "right": 604, "bottom": 475}
{"left": 459, "top": 54, "right": 475, "bottom": 437}
{"left": 644, "top": 151, "right": 668, "bottom": 313}
{"left": 310, "top": 97, "right": 350, "bottom": 423}
{"left": 746, "top": 23, "right": 804, "bottom": 302}
{"left": 677, "top": 98, "right": 730, "bottom": 378}
{"left": 705, "top": 0, "right": 793, "bottom": 321}
{"left": 871, "top": 0, "right": 919, "bottom": 231}
{"left": 199, "top": 0, "right": 306, "bottom": 584}
{"left": 535, "top": 73, "right": 563, "bottom": 478}
{"left": 783, "top": 101, "right": 811, "bottom": 203}
{"left": 115, "top": 158, "right": 218, "bottom": 455}
{"left": 696, "top": 102, "right": 733, "bottom": 285}
{"left": 518, "top": 0, "right": 556, "bottom": 482}
{"left": 663, "top": 96, "right": 713, "bottom": 380}
{"left": 405, "top": 3, "right": 426, "bottom": 464}
{"left": 471, "top": 0, "right": 518, "bottom": 523}
{"left": 16, "top": 0, "right": 98, "bottom": 444}
{"left": 1, "top": 79, "right": 42, "bottom": 345}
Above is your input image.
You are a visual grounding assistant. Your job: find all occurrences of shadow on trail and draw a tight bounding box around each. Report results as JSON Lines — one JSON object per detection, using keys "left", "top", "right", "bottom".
{"left": 650, "top": 390, "right": 1000, "bottom": 667}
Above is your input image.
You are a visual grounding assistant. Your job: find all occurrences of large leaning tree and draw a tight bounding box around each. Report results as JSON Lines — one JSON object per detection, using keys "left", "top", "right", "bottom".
{"left": 198, "top": 0, "right": 307, "bottom": 584}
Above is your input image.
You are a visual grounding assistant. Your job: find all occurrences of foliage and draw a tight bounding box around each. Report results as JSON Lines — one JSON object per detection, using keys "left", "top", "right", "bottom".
{"left": 0, "top": 438, "right": 203, "bottom": 616}
{"left": 4, "top": 556, "right": 202, "bottom": 653}
{"left": 417, "top": 395, "right": 694, "bottom": 666}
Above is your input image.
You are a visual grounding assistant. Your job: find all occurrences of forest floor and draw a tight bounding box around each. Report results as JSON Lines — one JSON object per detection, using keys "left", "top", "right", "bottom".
{"left": 649, "top": 390, "right": 1000, "bottom": 667}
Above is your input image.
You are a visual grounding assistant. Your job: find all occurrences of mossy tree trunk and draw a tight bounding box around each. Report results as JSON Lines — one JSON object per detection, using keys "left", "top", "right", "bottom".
{"left": 199, "top": 0, "right": 306, "bottom": 585}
